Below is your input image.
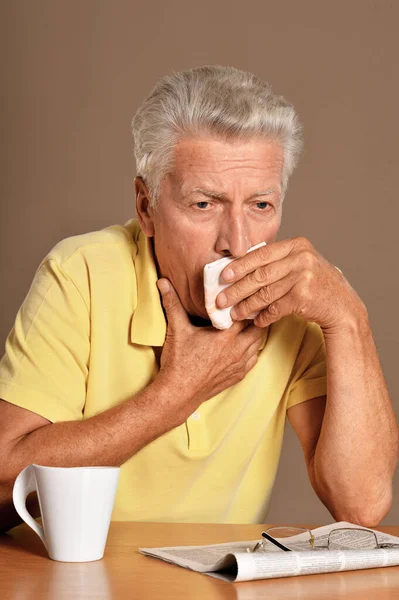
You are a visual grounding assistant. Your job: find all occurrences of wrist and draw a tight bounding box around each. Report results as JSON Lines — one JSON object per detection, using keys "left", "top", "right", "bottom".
{"left": 152, "top": 370, "right": 199, "bottom": 425}
{"left": 322, "top": 299, "right": 370, "bottom": 338}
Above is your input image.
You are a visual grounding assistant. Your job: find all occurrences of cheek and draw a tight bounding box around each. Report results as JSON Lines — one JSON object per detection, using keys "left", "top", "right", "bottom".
{"left": 267, "top": 223, "right": 281, "bottom": 243}
{"left": 251, "top": 216, "right": 281, "bottom": 245}
{"left": 156, "top": 240, "right": 183, "bottom": 275}
{"left": 154, "top": 233, "right": 204, "bottom": 287}
{"left": 267, "top": 212, "right": 282, "bottom": 240}
{"left": 163, "top": 220, "right": 215, "bottom": 267}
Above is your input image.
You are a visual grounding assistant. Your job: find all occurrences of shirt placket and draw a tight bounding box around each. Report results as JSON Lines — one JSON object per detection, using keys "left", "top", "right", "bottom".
{"left": 185, "top": 408, "right": 209, "bottom": 452}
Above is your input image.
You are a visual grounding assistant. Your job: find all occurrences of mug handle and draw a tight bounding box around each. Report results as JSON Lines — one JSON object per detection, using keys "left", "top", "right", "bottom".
{"left": 13, "top": 465, "right": 46, "bottom": 546}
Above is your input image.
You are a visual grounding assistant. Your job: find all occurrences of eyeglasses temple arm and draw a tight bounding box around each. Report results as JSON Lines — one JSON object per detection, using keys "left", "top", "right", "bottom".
{"left": 261, "top": 532, "right": 292, "bottom": 552}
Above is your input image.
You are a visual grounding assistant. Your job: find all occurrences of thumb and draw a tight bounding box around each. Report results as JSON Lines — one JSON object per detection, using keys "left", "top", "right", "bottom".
{"left": 157, "top": 278, "right": 190, "bottom": 329}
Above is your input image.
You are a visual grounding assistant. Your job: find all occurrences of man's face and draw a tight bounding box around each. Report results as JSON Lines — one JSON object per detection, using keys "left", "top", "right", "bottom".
{"left": 140, "top": 135, "right": 284, "bottom": 319}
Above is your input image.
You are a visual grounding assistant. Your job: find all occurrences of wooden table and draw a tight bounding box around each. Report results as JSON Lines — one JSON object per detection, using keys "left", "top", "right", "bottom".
{"left": 1, "top": 522, "right": 399, "bottom": 599}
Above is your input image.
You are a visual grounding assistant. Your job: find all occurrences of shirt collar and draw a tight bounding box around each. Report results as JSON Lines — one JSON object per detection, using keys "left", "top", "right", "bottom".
{"left": 130, "top": 227, "right": 167, "bottom": 347}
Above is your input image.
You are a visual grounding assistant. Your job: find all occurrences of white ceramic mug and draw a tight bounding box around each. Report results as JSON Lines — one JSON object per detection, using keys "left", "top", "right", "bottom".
{"left": 13, "top": 464, "right": 120, "bottom": 562}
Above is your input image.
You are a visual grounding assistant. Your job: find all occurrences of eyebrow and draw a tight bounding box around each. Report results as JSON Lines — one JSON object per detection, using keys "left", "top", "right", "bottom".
{"left": 185, "top": 187, "right": 280, "bottom": 201}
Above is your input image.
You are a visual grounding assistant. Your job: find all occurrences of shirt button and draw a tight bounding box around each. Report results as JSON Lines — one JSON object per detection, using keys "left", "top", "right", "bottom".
{"left": 191, "top": 411, "right": 201, "bottom": 421}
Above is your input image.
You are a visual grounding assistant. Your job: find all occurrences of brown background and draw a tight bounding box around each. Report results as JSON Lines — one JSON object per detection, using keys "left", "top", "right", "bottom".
{"left": 1, "top": 1, "right": 398, "bottom": 524}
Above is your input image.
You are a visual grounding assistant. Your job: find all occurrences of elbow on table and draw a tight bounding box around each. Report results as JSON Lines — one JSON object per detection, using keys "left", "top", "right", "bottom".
{"left": 331, "top": 489, "right": 393, "bottom": 529}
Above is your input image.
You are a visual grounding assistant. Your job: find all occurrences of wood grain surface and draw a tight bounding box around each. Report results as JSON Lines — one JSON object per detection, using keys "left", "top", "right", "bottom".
{"left": 1, "top": 522, "right": 399, "bottom": 599}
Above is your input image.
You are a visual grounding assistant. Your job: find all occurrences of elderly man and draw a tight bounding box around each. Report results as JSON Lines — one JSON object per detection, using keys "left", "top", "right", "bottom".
{"left": 0, "top": 66, "right": 397, "bottom": 532}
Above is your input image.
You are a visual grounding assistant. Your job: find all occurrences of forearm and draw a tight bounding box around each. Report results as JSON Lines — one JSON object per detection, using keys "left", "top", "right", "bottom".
{"left": 312, "top": 305, "right": 399, "bottom": 526}
{"left": 0, "top": 374, "right": 191, "bottom": 532}
{"left": 11, "top": 379, "right": 183, "bottom": 468}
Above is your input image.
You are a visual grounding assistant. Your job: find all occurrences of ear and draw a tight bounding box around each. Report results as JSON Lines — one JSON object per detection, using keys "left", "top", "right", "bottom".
{"left": 135, "top": 177, "right": 155, "bottom": 237}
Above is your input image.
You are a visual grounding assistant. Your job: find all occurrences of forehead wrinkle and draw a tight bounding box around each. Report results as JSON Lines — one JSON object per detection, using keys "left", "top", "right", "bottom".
{"left": 174, "top": 137, "right": 284, "bottom": 177}
{"left": 184, "top": 161, "right": 282, "bottom": 174}
{"left": 180, "top": 163, "right": 282, "bottom": 184}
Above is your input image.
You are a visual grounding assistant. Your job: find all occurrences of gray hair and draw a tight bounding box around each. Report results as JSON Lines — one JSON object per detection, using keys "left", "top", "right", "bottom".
{"left": 131, "top": 65, "right": 303, "bottom": 206}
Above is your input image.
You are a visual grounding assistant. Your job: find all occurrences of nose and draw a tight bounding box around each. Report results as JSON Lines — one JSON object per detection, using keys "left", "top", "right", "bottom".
{"left": 215, "top": 211, "right": 251, "bottom": 258}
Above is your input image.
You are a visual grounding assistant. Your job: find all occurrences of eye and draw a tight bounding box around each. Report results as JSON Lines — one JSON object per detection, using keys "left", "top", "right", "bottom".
{"left": 256, "top": 201, "right": 270, "bottom": 210}
{"left": 195, "top": 201, "right": 211, "bottom": 209}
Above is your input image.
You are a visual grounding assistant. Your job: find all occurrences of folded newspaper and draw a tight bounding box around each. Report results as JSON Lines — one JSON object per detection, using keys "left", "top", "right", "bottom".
{"left": 139, "top": 522, "right": 399, "bottom": 583}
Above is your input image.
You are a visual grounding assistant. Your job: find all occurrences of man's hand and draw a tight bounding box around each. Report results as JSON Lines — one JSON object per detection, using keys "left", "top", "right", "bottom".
{"left": 156, "top": 278, "right": 264, "bottom": 414}
{"left": 216, "top": 237, "right": 366, "bottom": 331}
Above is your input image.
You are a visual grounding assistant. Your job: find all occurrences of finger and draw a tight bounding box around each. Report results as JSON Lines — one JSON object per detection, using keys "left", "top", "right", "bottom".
{"left": 231, "top": 272, "right": 298, "bottom": 321}
{"left": 245, "top": 354, "right": 258, "bottom": 373}
{"left": 227, "top": 318, "right": 254, "bottom": 336}
{"left": 245, "top": 339, "right": 263, "bottom": 359}
{"left": 237, "top": 323, "right": 265, "bottom": 346}
{"left": 254, "top": 292, "right": 295, "bottom": 328}
{"left": 220, "top": 239, "right": 295, "bottom": 284}
{"left": 217, "top": 254, "right": 298, "bottom": 309}
{"left": 157, "top": 278, "right": 190, "bottom": 330}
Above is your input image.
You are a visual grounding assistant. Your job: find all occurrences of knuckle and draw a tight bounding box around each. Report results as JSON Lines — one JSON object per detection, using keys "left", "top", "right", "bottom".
{"left": 293, "top": 236, "right": 307, "bottom": 249}
{"left": 237, "top": 370, "right": 246, "bottom": 382}
{"left": 165, "top": 329, "right": 176, "bottom": 341}
{"left": 252, "top": 269, "right": 264, "bottom": 284}
{"left": 302, "top": 268, "right": 314, "bottom": 282}
{"left": 165, "top": 296, "right": 178, "bottom": 310}
{"left": 301, "top": 249, "right": 316, "bottom": 268}
{"left": 254, "top": 311, "right": 266, "bottom": 326}
{"left": 249, "top": 339, "right": 261, "bottom": 354}
{"left": 252, "top": 265, "right": 269, "bottom": 284}
{"left": 245, "top": 355, "right": 258, "bottom": 373}
{"left": 258, "top": 286, "right": 273, "bottom": 305}
{"left": 295, "top": 236, "right": 311, "bottom": 248}
{"left": 228, "top": 365, "right": 244, "bottom": 384}
{"left": 268, "top": 302, "right": 279, "bottom": 317}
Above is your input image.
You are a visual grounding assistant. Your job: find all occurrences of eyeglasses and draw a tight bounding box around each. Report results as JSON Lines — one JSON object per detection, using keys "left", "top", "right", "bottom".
{"left": 247, "top": 527, "right": 399, "bottom": 553}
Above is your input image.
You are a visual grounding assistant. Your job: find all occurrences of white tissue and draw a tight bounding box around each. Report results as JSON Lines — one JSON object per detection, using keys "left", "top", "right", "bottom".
{"left": 203, "top": 242, "right": 267, "bottom": 330}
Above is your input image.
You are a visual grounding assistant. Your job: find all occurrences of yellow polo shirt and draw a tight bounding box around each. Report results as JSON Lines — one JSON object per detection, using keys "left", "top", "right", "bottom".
{"left": 0, "top": 219, "right": 327, "bottom": 523}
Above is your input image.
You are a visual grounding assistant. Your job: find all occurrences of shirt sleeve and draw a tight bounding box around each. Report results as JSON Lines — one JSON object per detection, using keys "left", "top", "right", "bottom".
{"left": 0, "top": 258, "right": 90, "bottom": 422}
{"left": 286, "top": 321, "right": 327, "bottom": 410}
